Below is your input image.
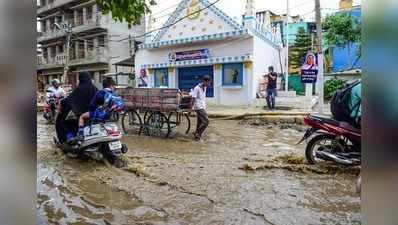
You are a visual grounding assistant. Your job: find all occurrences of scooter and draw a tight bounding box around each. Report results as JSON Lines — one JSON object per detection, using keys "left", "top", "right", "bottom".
{"left": 298, "top": 114, "right": 361, "bottom": 166}
{"left": 54, "top": 106, "right": 128, "bottom": 167}
{"left": 43, "top": 90, "right": 63, "bottom": 124}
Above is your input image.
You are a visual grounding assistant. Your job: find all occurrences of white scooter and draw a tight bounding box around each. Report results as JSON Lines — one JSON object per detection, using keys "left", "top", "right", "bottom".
{"left": 54, "top": 104, "right": 128, "bottom": 167}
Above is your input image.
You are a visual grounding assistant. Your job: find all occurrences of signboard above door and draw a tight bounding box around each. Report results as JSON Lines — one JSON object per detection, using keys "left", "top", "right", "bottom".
{"left": 169, "top": 49, "right": 210, "bottom": 62}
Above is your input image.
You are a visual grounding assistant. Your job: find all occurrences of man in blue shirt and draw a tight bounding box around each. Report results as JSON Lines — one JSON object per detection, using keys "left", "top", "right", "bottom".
{"left": 266, "top": 66, "right": 278, "bottom": 110}
{"left": 77, "top": 77, "right": 124, "bottom": 138}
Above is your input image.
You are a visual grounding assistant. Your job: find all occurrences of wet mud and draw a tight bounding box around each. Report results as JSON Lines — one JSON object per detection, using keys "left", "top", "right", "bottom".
{"left": 37, "top": 115, "right": 361, "bottom": 225}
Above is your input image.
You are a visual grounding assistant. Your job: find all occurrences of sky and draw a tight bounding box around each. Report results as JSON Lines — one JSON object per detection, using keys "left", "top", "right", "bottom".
{"left": 149, "top": 0, "right": 361, "bottom": 28}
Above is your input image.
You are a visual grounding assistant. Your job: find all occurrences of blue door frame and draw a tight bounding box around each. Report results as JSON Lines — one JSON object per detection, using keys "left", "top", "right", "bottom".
{"left": 178, "top": 66, "right": 214, "bottom": 97}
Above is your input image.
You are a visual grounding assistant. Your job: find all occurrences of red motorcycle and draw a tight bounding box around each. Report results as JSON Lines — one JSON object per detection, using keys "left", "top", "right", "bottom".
{"left": 298, "top": 114, "right": 361, "bottom": 166}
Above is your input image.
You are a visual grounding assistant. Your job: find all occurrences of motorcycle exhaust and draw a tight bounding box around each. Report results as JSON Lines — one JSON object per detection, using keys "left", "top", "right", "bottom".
{"left": 315, "top": 151, "right": 355, "bottom": 166}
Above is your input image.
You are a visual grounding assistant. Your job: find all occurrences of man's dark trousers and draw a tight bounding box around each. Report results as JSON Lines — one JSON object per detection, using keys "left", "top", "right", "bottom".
{"left": 195, "top": 109, "right": 209, "bottom": 138}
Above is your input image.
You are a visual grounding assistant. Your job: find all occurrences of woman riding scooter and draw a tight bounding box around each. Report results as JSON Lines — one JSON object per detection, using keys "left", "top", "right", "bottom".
{"left": 55, "top": 71, "right": 98, "bottom": 144}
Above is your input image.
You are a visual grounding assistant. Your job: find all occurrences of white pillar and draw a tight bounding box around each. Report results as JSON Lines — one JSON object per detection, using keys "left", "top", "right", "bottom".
{"left": 305, "top": 83, "right": 312, "bottom": 97}
{"left": 93, "top": 4, "right": 98, "bottom": 24}
{"left": 94, "top": 71, "right": 101, "bottom": 88}
{"left": 92, "top": 4, "right": 98, "bottom": 14}
{"left": 55, "top": 45, "right": 60, "bottom": 56}
{"left": 46, "top": 19, "right": 51, "bottom": 33}
{"left": 84, "top": 40, "right": 88, "bottom": 58}
{"left": 46, "top": 47, "right": 50, "bottom": 62}
{"left": 285, "top": 0, "right": 290, "bottom": 92}
{"left": 243, "top": 0, "right": 256, "bottom": 29}
{"left": 74, "top": 10, "right": 78, "bottom": 26}
{"left": 93, "top": 37, "right": 99, "bottom": 49}
{"left": 75, "top": 41, "right": 79, "bottom": 59}
{"left": 82, "top": 7, "right": 87, "bottom": 24}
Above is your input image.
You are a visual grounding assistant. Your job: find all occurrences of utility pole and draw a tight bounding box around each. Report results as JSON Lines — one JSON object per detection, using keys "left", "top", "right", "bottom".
{"left": 128, "top": 34, "right": 133, "bottom": 57}
{"left": 285, "top": 0, "right": 290, "bottom": 92}
{"left": 315, "top": 0, "right": 324, "bottom": 114}
{"left": 55, "top": 22, "right": 73, "bottom": 84}
{"left": 63, "top": 29, "right": 72, "bottom": 84}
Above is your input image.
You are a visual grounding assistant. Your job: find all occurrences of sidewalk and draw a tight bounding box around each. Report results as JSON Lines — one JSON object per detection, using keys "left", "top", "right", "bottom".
{"left": 207, "top": 96, "right": 331, "bottom": 120}
{"left": 37, "top": 96, "right": 331, "bottom": 124}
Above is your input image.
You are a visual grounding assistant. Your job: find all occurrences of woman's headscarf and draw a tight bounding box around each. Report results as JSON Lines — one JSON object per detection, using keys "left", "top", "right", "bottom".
{"left": 66, "top": 71, "right": 98, "bottom": 115}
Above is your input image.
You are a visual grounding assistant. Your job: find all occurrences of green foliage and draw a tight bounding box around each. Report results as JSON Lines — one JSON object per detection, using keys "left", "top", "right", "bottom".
{"left": 324, "top": 78, "right": 346, "bottom": 100}
{"left": 323, "top": 13, "right": 361, "bottom": 49}
{"left": 289, "top": 27, "right": 312, "bottom": 72}
{"left": 96, "top": 0, "right": 157, "bottom": 27}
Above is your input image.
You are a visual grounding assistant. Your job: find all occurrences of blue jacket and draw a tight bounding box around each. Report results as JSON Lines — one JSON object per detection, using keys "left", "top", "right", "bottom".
{"left": 89, "top": 88, "right": 124, "bottom": 120}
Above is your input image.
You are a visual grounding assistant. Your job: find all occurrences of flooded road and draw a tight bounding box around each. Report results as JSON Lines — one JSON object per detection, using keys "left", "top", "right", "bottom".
{"left": 37, "top": 115, "right": 361, "bottom": 225}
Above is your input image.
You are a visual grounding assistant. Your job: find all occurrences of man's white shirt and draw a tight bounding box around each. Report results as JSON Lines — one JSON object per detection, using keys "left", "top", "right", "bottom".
{"left": 47, "top": 86, "right": 66, "bottom": 97}
{"left": 191, "top": 83, "right": 207, "bottom": 111}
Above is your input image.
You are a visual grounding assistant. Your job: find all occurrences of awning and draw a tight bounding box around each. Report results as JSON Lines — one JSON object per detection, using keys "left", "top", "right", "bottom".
{"left": 141, "top": 54, "right": 253, "bottom": 69}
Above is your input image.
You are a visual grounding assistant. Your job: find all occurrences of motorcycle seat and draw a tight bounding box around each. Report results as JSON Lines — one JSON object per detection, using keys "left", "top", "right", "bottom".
{"left": 309, "top": 114, "right": 340, "bottom": 126}
{"left": 309, "top": 115, "right": 360, "bottom": 133}
{"left": 339, "top": 121, "right": 361, "bottom": 133}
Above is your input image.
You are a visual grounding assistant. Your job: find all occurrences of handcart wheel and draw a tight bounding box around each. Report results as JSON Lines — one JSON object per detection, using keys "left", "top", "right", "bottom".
{"left": 121, "top": 110, "right": 143, "bottom": 135}
{"left": 167, "top": 112, "right": 191, "bottom": 135}
{"left": 145, "top": 111, "right": 171, "bottom": 138}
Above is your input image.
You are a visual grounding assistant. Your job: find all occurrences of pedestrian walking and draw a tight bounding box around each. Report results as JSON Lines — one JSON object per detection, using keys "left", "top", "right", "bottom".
{"left": 266, "top": 66, "right": 278, "bottom": 110}
{"left": 191, "top": 75, "right": 211, "bottom": 141}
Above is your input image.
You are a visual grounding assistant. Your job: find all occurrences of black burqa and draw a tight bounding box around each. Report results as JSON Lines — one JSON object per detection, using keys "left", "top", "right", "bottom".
{"left": 67, "top": 71, "right": 98, "bottom": 115}
{"left": 55, "top": 72, "right": 98, "bottom": 143}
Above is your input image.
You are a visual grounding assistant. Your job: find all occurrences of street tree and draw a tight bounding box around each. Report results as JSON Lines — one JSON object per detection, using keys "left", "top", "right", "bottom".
{"left": 323, "top": 13, "right": 361, "bottom": 69}
{"left": 96, "top": 0, "right": 157, "bottom": 27}
{"left": 289, "top": 27, "right": 312, "bottom": 73}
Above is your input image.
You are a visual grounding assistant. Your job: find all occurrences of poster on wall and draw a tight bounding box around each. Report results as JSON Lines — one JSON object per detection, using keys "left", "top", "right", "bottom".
{"left": 169, "top": 49, "right": 210, "bottom": 62}
{"left": 300, "top": 51, "right": 318, "bottom": 83}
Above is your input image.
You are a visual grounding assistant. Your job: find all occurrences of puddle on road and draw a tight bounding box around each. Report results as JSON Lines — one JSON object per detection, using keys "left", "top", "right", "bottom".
{"left": 37, "top": 115, "right": 361, "bottom": 225}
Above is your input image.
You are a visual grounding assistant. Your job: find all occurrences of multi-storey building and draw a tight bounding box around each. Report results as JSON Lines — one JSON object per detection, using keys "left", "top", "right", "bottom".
{"left": 36, "top": 0, "right": 145, "bottom": 88}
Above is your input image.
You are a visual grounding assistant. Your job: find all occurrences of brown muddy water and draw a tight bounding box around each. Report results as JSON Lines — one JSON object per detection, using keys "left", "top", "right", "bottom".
{"left": 37, "top": 115, "right": 361, "bottom": 225}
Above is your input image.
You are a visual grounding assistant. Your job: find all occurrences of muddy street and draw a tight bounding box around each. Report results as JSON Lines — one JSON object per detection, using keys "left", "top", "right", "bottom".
{"left": 37, "top": 115, "right": 360, "bottom": 225}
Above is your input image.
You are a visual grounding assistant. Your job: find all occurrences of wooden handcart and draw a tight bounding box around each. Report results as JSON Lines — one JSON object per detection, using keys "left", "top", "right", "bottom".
{"left": 118, "top": 88, "right": 193, "bottom": 138}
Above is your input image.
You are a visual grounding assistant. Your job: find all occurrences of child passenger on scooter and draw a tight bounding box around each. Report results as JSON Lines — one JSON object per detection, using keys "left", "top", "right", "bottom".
{"left": 77, "top": 77, "right": 124, "bottom": 139}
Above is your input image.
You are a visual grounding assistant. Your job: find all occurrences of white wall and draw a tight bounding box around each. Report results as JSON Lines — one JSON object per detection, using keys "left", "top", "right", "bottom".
{"left": 135, "top": 37, "right": 253, "bottom": 74}
{"left": 252, "top": 36, "right": 281, "bottom": 103}
{"left": 135, "top": 37, "right": 254, "bottom": 105}
{"left": 159, "top": 7, "right": 236, "bottom": 42}
{"left": 102, "top": 13, "right": 145, "bottom": 74}
{"left": 214, "top": 63, "right": 253, "bottom": 106}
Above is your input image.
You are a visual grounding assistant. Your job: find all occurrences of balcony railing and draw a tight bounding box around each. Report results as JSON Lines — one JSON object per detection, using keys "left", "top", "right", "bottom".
{"left": 37, "top": 29, "right": 67, "bottom": 42}
{"left": 37, "top": 54, "right": 66, "bottom": 69}
{"left": 38, "top": 14, "right": 102, "bottom": 42}
{"left": 37, "top": 0, "right": 75, "bottom": 15}
{"left": 38, "top": 48, "right": 109, "bottom": 69}
{"left": 69, "top": 47, "right": 109, "bottom": 65}
{"left": 72, "top": 14, "right": 102, "bottom": 32}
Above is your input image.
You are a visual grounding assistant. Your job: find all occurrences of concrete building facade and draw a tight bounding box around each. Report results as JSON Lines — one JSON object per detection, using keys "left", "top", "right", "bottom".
{"left": 135, "top": 0, "right": 283, "bottom": 106}
{"left": 36, "top": 0, "right": 144, "bottom": 89}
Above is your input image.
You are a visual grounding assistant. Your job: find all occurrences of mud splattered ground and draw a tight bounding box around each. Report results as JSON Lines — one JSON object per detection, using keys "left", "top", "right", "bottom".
{"left": 37, "top": 115, "right": 361, "bottom": 225}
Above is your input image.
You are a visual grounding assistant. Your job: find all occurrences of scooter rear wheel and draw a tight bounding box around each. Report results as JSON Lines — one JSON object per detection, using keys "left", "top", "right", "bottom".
{"left": 305, "top": 134, "right": 344, "bottom": 165}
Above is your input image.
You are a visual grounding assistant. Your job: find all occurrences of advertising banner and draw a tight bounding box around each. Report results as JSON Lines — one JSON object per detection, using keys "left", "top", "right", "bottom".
{"left": 169, "top": 49, "right": 210, "bottom": 62}
{"left": 301, "top": 51, "right": 318, "bottom": 83}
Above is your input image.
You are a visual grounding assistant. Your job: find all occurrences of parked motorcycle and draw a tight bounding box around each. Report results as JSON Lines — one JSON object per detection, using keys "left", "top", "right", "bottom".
{"left": 298, "top": 114, "right": 361, "bottom": 166}
{"left": 43, "top": 90, "right": 63, "bottom": 124}
{"left": 54, "top": 106, "right": 128, "bottom": 167}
